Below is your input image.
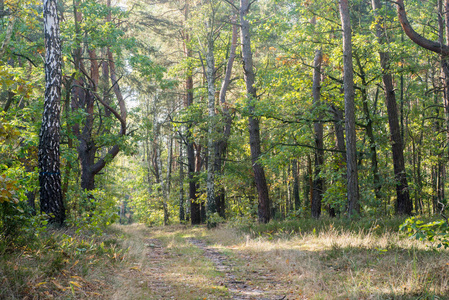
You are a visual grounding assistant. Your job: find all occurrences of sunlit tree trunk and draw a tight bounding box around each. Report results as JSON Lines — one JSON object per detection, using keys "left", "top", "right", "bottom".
{"left": 39, "top": 0, "right": 65, "bottom": 225}
{"left": 206, "top": 19, "right": 217, "bottom": 222}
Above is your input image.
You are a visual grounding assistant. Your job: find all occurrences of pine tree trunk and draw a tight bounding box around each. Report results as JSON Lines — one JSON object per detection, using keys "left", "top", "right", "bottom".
{"left": 240, "top": 0, "right": 270, "bottom": 223}
{"left": 373, "top": 0, "right": 412, "bottom": 215}
{"left": 339, "top": 0, "right": 360, "bottom": 217}
{"left": 39, "top": 0, "right": 65, "bottom": 225}
{"left": 312, "top": 50, "right": 323, "bottom": 219}
{"left": 183, "top": 1, "right": 200, "bottom": 224}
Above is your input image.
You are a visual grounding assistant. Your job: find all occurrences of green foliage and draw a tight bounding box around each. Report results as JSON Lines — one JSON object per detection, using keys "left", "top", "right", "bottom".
{"left": 400, "top": 217, "right": 449, "bottom": 249}
{"left": 66, "top": 188, "right": 119, "bottom": 235}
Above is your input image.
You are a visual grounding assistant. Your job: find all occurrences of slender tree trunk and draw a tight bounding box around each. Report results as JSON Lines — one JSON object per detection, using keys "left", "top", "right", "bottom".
{"left": 39, "top": 0, "right": 65, "bottom": 225}
{"left": 292, "top": 159, "right": 300, "bottom": 210}
{"left": 240, "top": 0, "right": 270, "bottom": 223}
{"left": 179, "top": 140, "right": 185, "bottom": 222}
{"left": 312, "top": 50, "right": 323, "bottom": 219}
{"left": 163, "top": 133, "right": 173, "bottom": 225}
{"left": 206, "top": 24, "right": 217, "bottom": 222}
{"left": 339, "top": 0, "right": 359, "bottom": 217}
{"left": 373, "top": 0, "right": 412, "bottom": 215}
{"left": 183, "top": 1, "right": 200, "bottom": 224}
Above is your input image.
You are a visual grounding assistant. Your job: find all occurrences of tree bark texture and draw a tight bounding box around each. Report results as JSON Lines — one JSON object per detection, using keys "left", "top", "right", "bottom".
{"left": 339, "top": 0, "right": 360, "bottom": 217}
{"left": 39, "top": 0, "right": 65, "bottom": 225}
{"left": 179, "top": 140, "right": 185, "bottom": 222}
{"left": 240, "top": 0, "right": 270, "bottom": 223}
{"left": 206, "top": 27, "right": 217, "bottom": 220}
{"left": 312, "top": 50, "right": 323, "bottom": 219}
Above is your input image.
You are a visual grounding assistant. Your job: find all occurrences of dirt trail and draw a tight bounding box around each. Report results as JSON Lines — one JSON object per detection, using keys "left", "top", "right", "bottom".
{"left": 110, "top": 225, "right": 291, "bottom": 299}
{"left": 187, "top": 238, "right": 286, "bottom": 300}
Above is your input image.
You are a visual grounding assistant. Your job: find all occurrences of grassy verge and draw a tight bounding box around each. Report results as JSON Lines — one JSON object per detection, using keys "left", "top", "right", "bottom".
{"left": 2, "top": 218, "right": 448, "bottom": 299}
{"left": 202, "top": 217, "right": 449, "bottom": 299}
{"left": 0, "top": 226, "right": 124, "bottom": 299}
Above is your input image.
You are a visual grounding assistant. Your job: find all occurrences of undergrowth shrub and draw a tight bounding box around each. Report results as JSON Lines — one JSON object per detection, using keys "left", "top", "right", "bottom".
{"left": 400, "top": 216, "right": 449, "bottom": 249}
{"left": 0, "top": 227, "right": 126, "bottom": 299}
{"left": 66, "top": 188, "right": 119, "bottom": 235}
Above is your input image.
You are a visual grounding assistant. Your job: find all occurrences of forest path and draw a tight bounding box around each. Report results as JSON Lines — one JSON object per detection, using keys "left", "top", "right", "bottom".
{"left": 187, "top": 237, "right": 285, "bottom": 300}
{"left": 109, "top": 224, "right": 290, "bottom": 300}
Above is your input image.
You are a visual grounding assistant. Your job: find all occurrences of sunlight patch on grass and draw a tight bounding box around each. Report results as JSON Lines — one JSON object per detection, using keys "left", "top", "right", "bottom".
{"left": 200, "top": 223, "right": 449, "bottom": 299}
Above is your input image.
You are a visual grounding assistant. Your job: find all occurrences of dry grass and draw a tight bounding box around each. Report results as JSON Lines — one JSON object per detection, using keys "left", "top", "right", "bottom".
{"left": 2, "top": 220, "right": 448, "bottom": 299}
{"left": 202, "top": 224, "right": 449, "bottom": 299}
{"left": 0, "top": 227, "right": 124, "bottom": 299}
{"left": 109, "top": 224, "right": 229, "bottom": 299}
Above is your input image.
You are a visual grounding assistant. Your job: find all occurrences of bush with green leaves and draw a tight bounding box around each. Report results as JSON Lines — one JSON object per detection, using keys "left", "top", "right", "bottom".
{"left": 66, "top": 188, "right": 119, "bottom": 235}
{"left": 400, "top": 217, "right": 449, "bottom": 249}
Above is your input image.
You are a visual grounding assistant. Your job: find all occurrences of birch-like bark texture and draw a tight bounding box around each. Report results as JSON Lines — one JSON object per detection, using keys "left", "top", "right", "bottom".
{"left": 339, "top": 0, "right": 360, "bottom": 217}
{"left": 373, "top": 0, "right": 412, "bottom": 215}
{"left": 240, "top": 0, "right": 270, "bottom": 223}
{"left": 39, "top": 0, "right": 65, "bottom": 225}
{"left": 206, "top": 28, "right": 217, "bottom": 220}
{"left": 312, "top": 50, "right": 323, "bottom": 219}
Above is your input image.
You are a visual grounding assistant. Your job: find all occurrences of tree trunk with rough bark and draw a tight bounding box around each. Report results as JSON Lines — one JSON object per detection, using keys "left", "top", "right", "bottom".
{"left": 339, "top": 0, "right": 360, "bottom": 217}
{"left": 312, "top": 50, "right": 323, "bottom": 219}
{"left": 183, "top": 1, "right": 200, "bottom": 224}
{"left": 373, "top": 0, "right": 412, "bottom": 215}
{"left": 39, "top": 0, "right": 65, "bottom": 225}
{"left": 179, "top": 140, "right": 185, "bottom": 222}
{"left": 240, "top": 0, "right": 270, "bottom": 223}
{"left": 206, "top": 24, "right": 217, "bottom": 222}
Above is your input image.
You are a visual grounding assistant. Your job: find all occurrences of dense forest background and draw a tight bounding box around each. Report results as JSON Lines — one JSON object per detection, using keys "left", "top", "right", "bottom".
{"left": 2, "top": 0, "right": 449, "bottom": 232}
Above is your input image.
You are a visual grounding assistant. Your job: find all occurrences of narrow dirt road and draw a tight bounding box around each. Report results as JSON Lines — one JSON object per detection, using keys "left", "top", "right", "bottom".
{"left": 110, "top": 225, "right": 288, "bottom": 300}
{"left": 187, "top": 238, "right": 285, "bottom": 300}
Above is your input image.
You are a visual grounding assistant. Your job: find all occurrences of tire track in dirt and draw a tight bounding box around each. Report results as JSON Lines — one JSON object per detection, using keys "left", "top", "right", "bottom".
{"left": 187, "top": 238, "right": 286, "bottom": 300}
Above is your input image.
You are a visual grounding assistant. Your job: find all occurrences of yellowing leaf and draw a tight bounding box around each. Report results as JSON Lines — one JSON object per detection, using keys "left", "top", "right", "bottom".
{"left": 69, "top": 281, "right": 82, "bottom": 288}
{"left": 35, "top": 282, "right": 47, "bottom": 287}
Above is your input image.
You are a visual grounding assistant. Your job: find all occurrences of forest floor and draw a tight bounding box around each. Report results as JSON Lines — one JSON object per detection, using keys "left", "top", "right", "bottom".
{"left": 2, "top": 221, "right": 449, "bottom": 299}
{"left": 107, "top": 223, "right": 449, "bottom": 300}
